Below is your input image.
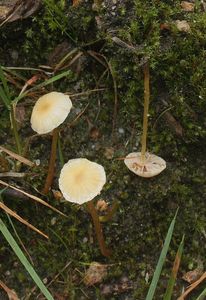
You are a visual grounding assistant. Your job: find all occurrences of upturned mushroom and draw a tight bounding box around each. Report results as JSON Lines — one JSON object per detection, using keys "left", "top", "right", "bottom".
{"left": 59, "top": 158, "right": 111, "bottom": 257}
{"left": 124, "top": 62, "right": 166, "bottom": 178}
{"left": 31, "top": 91, "right": 72, "bottom": 193}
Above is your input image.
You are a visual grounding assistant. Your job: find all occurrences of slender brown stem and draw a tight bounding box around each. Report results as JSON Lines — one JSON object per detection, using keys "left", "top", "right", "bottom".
{"left": 42, "top": 128, "right": 59, "bottom": 195}
{"left": 87, "top": 200, "right": 111, "bottom": 257}
{"left": 141, "top": 62, "right": 150, "bottom": 163}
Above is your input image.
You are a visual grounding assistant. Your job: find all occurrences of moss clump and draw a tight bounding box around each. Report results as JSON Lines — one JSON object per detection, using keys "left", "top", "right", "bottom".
{"left": 0, "top": 0, "right": 206, "bottom": 299}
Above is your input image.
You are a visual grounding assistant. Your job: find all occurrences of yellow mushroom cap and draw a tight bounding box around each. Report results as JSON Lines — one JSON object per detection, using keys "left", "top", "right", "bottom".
{"left": 124, "top": 152, "right": 166, "bottom": 178}
{"left": 31, "top": 92, "right": 72, "bottom": 134}
{"left": 59, "top": 158, "right": 106, "bottom": 204}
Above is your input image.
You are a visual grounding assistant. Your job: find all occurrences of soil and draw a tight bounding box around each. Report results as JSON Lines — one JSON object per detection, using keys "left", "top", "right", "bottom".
{"left": 0, "top": 1, "right": 206, "bottom": 299}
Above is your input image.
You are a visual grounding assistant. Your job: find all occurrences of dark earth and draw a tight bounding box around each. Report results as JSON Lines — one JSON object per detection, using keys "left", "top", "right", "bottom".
{"left": 0, "top": 0, "right": 206, "bottom": 299}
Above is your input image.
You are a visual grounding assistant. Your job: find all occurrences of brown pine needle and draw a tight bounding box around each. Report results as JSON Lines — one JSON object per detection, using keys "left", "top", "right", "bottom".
{"left": 178, "top": 272, "right": 206, "bottom": 300}
{"left": 0, "top": 180, "right": 66, "bottom": 217}
{"left": 0, "top": 280, "right": 19, "bottom": 300}
{"left": 0, "top": 172, "right": 26, "bottom": 178}
{"left": 0, "top": 146, "right": 34, "bottom": 167}
{"left": 0, "top": 201, "right": 48, "bottom": 239}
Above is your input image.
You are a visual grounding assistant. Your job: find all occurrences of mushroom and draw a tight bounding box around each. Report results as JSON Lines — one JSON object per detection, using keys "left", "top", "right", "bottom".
{"left": 59, "top": 158, "right": 111, "bottom": 257}
{"left": 59, "top": 158, "right": 106, "bottom": 204}
{"left": 124, "top": 152, "right": 166, "bottom": 178}
{"left": 31, "top": 91, "right": 72, "bottom": 194}
{"left": 31, "top": 91, "right": 72, "bottom": 134}
{"left": 124, "top": 62, "right": 166, "bottom": 178}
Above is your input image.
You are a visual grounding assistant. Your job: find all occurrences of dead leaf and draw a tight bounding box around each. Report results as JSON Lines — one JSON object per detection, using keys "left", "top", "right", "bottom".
{"left": 52, "top": 189, "right": 63, "bottom": 201}
{"left": 0, "top": 280, "right": 19, "bottom": 300}
{"left": 178, "top": 272, "right": 206, "bottom": 300}
{"left": 104, "top": 147, "right": 114, "bottom": 159}
{"left": 175, "top": 20, "right": 191, "bottom": 32}
{"left": 181, "top": 1, "right": 195, "bottom": 12}
{"left": 0, "top": 0, "right": 41, "bottom": 26}
{"left": 86, "top": 117, "right": 101, "bottom": 140}
{"left": 96, "top": 199, "right": 108, "bottom": 212}
{"left": 72, "top": 0, "right": 82, "bottom": 7}
{"left": 84, "top": 262, "right": 108, "bottom": 286}
{"left": 100, "top": 276, "right": 133, "bottom": 296}
{"left": 182, "top": 268, "right": 204, "bottom": 284}
{"left": 0, "top": 5, "right": 10, "bottom": 20}
{"left": 160, "top": 23, "right": 170, "bottom": 31}
{"left": 89, "top": 127, "right": 101, "bottom": 140}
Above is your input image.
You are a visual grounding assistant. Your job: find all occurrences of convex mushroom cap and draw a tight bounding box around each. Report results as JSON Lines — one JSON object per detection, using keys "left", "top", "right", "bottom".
{"left": 124, "top": 152, "right": 166, "bottom": 178}
{"left": 59, "top": 158, "right": 106, "bottom": 204}
{"left": 31, "top": 91, "right": 72, "bottom": 134}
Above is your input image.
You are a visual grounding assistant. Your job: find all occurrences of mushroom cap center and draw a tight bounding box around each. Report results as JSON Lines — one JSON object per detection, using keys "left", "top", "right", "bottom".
{"left": 40, "top": 102, "right": 51, "bottom": 112}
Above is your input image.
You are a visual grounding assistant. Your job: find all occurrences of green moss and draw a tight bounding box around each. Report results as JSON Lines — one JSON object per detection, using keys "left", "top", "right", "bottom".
{"left": 0, "top": 0, "right": 206, "bottom": 298}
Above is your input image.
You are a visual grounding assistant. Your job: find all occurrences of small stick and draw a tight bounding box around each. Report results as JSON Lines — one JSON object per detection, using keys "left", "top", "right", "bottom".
{"left": 42, "top": 128, "right": 59, "bottom": 195}
{"left": 141, "top": 62, "right": 150, "bottom": 164}
{"left": 0, "top": 145, "right": 34, "bottom": 167}
{"left": 87, "top": 200, "right": 111, "bottom": 257}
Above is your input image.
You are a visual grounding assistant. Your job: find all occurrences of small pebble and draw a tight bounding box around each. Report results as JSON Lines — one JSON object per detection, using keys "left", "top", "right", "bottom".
{"left": 43, "top": 278, "right": 48, "bottom": 284}
{"left": 118, "top": 127, "right": 124, "bottom": 134}
{"left": 51, "top": 217, "right": 57, "bottom": 225}
{"left": 5, "top": 271, "right": 11, "bottom": 276}
{"left": 35, "top": 159, "right": 40, "bottom": 166}
{"left": 83, "top": 237, "right": 88, "bottom": 243}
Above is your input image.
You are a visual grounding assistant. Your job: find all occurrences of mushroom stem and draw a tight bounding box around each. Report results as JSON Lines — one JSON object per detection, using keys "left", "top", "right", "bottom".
{"left": 42, "top": 128, "right": 59, "bottom": 195}
{"left": 87, "top": 200, "right": 111, "bottom": 257}
{"left": 141, "top": 62, "right": 150, "bottom": 164}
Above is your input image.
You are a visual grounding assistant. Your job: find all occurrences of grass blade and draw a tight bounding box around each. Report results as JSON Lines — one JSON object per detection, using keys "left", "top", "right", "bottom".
{"left": 0, "top": 65, "right": 11, "bottom": 101}
{"left": 30, "top": 69, "right": 72, "bottom": 90}
{"left": 0, "top": 86, "right": 10, "bottom": 109}
{"left": 0, "top": 218, "right": 54, "bottom": 300}
{"left": 145, "top": 210, "right": 178, "bottom": 300}
{"left": 13, "top": 69, "right": 72, "bottom": 104}
{"left": 163, "top": 235, "right": 184, "bottom": 300}
{"left": 195, "top": 287, "right": 206, "bottom": 300}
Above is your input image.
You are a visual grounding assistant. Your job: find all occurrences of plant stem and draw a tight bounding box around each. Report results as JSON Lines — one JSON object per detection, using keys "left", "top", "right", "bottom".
{"left": 42, "top": 128, "right": 59, "bottom": 195}
{"left": 87, "top": 200, "right": 111, "bottom": 257}
{"left": 10, "top": 104, "right": 22, "bottom": 155}
{"left": 141, "top": 62, "right": 150, "bottom": 164}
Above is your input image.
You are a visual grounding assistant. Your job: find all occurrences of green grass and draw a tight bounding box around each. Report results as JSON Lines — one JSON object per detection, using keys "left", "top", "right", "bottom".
{"left": 0, "top": 218, "right": 54, "bottom": 300}
{"left": 146, "top": 210, "right": 178, "bottom": 300}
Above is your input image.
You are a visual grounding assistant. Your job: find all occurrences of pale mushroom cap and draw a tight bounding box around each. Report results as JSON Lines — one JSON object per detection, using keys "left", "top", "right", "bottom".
{"left": 59, "top": 158, "right": 106, "bottom": 204}
{"left": 31, "top": 92, "right": 72, "bottom": 134}
{"left": 124, "top": 152, "right": 166, "bottom": 178}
